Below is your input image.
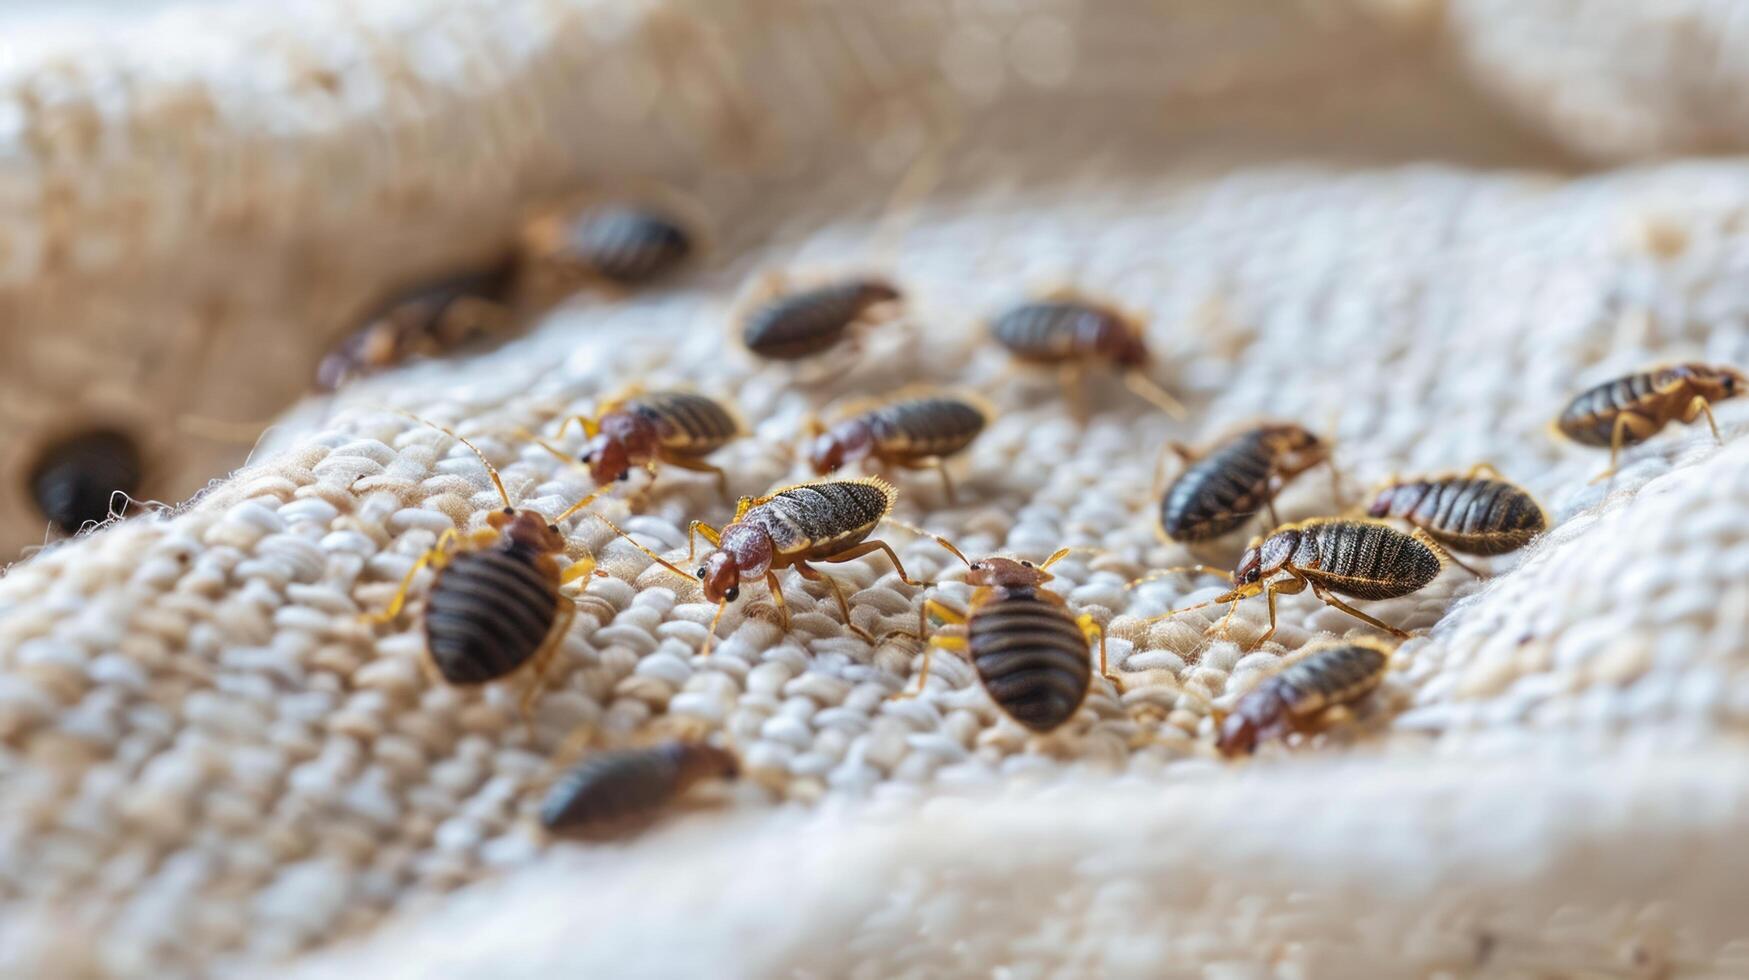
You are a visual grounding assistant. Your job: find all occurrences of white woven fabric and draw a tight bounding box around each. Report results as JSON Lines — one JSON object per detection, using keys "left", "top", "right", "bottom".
{"left": 4, "top": 0, "right": 1749, "bottom": 976}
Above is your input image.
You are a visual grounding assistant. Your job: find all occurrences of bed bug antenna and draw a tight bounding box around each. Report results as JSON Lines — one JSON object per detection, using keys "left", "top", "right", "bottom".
{"left": 581, "top": 511, "right": 697, "bottom": 582}
{"left": 390, "top": 409, "right": 514, "bottom": 510}
{"left": 1123, "top": 371, "right": 1188, "bottom": 419}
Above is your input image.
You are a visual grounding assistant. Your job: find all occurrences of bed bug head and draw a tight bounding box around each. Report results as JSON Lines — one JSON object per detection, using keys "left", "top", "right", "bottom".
{"left": 1694, "top": 363, "right": 1747, "bottom": 403}
{"left": 1259, "top": 423, "right": 1330, "bottom": 475}
{"left": 964, "top": 550, "right": 1069, "bottom": 590}
{"left": 1215, "top": 711, "right": 1261, "bottom": 756}
{"left": 855, "top": 279, "right": 903, "bottom": 308}
{"left": 806, "top": 418, "right": 872, "bottom": 476}
{"left": 579, "top": 432, "right": 632, "bottom": 484}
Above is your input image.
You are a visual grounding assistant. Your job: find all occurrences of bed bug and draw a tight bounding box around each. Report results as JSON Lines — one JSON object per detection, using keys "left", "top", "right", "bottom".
{"left": 886, "top": 533, "right": 1106, "bottom": 732}
{"left": 1150, "top": 518, "right": 1449, "bottom": 649}
{"left": 738, "top": 276, "right": 904, "bottom": 360}
{"left": 519, "top": 202, "right": 695, "bottom": 294}
{"left": 1555, "top": 362, "right": 1745, "bottom": 478}
{"left": 806, "top": 392, "right": 989, "bottom": 503}
{"left": 1365, "top": 464, "right": 1547, "bottom": 574}
{"left": 539, "top": 740, "right": 740, "bottom": 837}
{"left": 360, "top": 415, "right": 606, "bottom": 708}
{"left": 1158, "top": 423, "right": 1335, "bottom": 544}
{"left": 529, "top": 387, "right": 745, "bottom": 502}
{"left": 593, "top": 477, "right": 927, "bottom": 652}
{"left": 316, "top": 264, "right": 516, "bottom": 389}
{"left": 1215, "top": 638, "right": 1393, "bottom": 756}
{"left": 988, "top": 292, "right": 1186, "bottom": 418}
{"left": 27, "top": 429, "right": 143, "bottom": 535}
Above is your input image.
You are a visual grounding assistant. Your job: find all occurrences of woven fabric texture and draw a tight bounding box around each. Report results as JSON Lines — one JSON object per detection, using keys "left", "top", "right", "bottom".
{"left": 4, "top": 0, "right": 1749, "bottom": 976}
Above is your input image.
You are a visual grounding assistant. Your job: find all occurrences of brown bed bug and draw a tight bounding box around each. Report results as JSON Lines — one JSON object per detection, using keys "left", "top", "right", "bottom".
{"left": 988, "top": 291, "right": 1186, "bottom": 418}
{"left": 1158, "top": 423, "right": 1335, "bottom": 544}
{"left": 594, "top": 477, "right": 928, "bottom": 651}
{"left": 1151, "top": 518, "right": 1449, "bottom": 649}
{"left": 738, "top": 276, "right": 904, "bottom": 360}
{"left": 1365, "top": 464, "right": 1547, "bottom": 574}
{"left": 360, "top": 414, "right": 606, "bottom": 708}
{"left": 806, "top": 392, "right": 990, "bottom": 503}
{"left": 539, "top": 741, "right": 740, "bottom": 837}
{"left": 1215, "top": 638, "right": 1393, "bottom": 756}
{"left": 1555, "top": 362, "right": 1745, "bottom": 478}
{"left": 316, "top": 263, "right": 516, "bottom": 389}
{"left": 529, "top": 387, "right": 745, "bottom": 502}
{"left": 27, "top": 429, "right": 143, "bottom": 535}
{"left": 887, "top": 532, "right": 1106, "bottom": 733}
{"left": 518, "top": 202, "right": 695, "bottom": 294}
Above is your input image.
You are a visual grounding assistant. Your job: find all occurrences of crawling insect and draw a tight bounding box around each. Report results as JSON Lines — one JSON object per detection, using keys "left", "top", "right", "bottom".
{"left": 739, "top": 276, "right": 904, "bottom": 360}
{"left": 531, "top": 387, "right": 745, "bottom": 502}
{"left": 1555, "top": 362, "right": 1745, "bottom": 478}
{"left": 595, "top": 477, "right": 927, "bottom": 651}
{"left": 360, "top": 415, "right": 605, "bottom": 708}
{"left": 1158, "top": 423, "right": 1335, "bottom": 544}
{"left": 807, "top": 392, "right": 989, "bottom": 503}
{"left": 988, "top": 292, "right": 1186, "bottom": 418}
{"left": 316, "top": 264, "right": 516, "bottom": 389}
{"left": 1215, "top": 638, "right": 1393, "bottom": 756}
{"left": 539, "top": 740, "right": 740, "bottom": 836}
{"left": 889, "top": 533, "right": 1105, "bottom": 733}
{"left": 1365, "top": 464, "right": 1547, "bottom": 574}
{"left": 519, "top": 202, "right": 695, "bottom": 293}
{"left": 1150, "top": 518, "right": 1449, "bottom": 649}
{"left": 28, "top": 429, "right": 143, "bottom": 535}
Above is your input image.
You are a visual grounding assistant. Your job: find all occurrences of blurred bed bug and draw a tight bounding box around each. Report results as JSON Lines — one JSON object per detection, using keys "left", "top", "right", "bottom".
{"left": 360, "top": 414, "right": 606, "bottom": 708}
{"left": 738, "top": 276, "right": 904, "bottom": 360}
{"left": 1215, "top": 638, "right": 1393, "bottom": 756}
{"left": 1158, "top": 423, "right": 1336, "bottom": 544}
{"left": 316, "top": 263, "right": 516, "bottom": 390}
{"left": 1555, "top": 362, "right": 1745, "bottom": 479}
{"left": 886, "top": 532, "right": 1106, "bottom": 732}
{"left": 1150, "top": 518, "right": 1449, "bottom": 649}
{"left": 592, "top": 477, "right": 927, "bottom": 652}
{"left": 519, "top": 202, "right": 695, "bottom": 295}
{"left": 988, "top": 291, "right": 1186, "bottom": 419}
{"left": 539, "top": 740, "right": 740, "bottom": 837}
{"left": 806, "top": 391, "right": 990, "bottom": 503}
{"left": 27, "top": 429, "right": 143, "bottom": 536}
{"left": 529, "top": 387, "right": 746, "bottom": 502}
{"left": 1365, "top": 464, "right": 1547, "bottom": 575}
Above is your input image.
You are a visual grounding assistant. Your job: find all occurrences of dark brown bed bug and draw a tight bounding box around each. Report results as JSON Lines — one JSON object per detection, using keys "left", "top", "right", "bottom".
{"left": 806, "top": 392, "right": 990, "bottom": 503}
{"left": 1365, "top": 464, "right": 1547, "bottom": 574}
{"left": 739, "top": 276, "right": 903, "bottom": 360}
{"left": 593, "top": 476, "right": 927, "bottom": 652}
{"left": 360, "top": 414, "right": 605, "bottom": 708}
{"left": 539, "top": 741, "right": 740, "bottom": 837}
{"left": 529, "top": 387, "right": 745, "bottom": 501}
{"left": 518, "top": 202, "right": 694, "bottom": 293}
{"left": 1151, "top": 518, "right": 1449, "bottom": 649}
{"left": 888, "top": 533, "right": 1105, "bottom": 732}
{"left": 1555, "top": 362, "right": 1745, "bottom": 478}
{"left": 27, "top": 429, "right": 143, "bottom": 535}
{"left": 1158, "top": 423, "right": 1334, "bottom": 543}
{"left": 1215, "top": 638, "right": 1393, "bottom": 756}
{"left": 988, "top": 292, "right": 1186, "bottom": 418}
{"left": 316, "top": 263, "right": 516, "bottom": 389}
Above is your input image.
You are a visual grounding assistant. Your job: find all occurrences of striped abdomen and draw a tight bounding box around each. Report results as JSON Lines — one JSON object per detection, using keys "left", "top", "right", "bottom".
{"left": 1160, "top": 432, "right": 1276, "bottom": 542}
{"left": 1557, "top": 370, "right": 1673, "bottom": 446}
{"left": 423, "top": 544, "right": 559, "bottom": 684}
{"left": 539, "top": 741, "right": 739, "bottom": 834}
{"left": 29, "top": 429, "right": 143, "bottom": 535}
{"left": 1368, "top": 478, "right": 1546, "bottom": 555}
{"left": 989, "top": 300, "right": 1141, "bottom": 365}
{"left": 1296, "top": 521, "right": 1441, "bottom": 600}
{"left": 1219, "top": 641, "right": 1388, "bottom": 754}
{"left": 744, "top": 479, "right": 893, "bottom": 562}
{"left": 318, "top": 269, "right": 512, "bottom": 389}
{"left": 561, "top": 206, "right": 691, "bottom": 286}
{"left": 741, "top": 279, "right": 901, "bottom": 359}
{"left": 967, "top": 591, "right": 1092, "bottom": 732}
{"left": 626, "top": 391, "right": 740, "bottom": 456}
{"left": 866, "top": 397, "right": 987, "bottom": 459}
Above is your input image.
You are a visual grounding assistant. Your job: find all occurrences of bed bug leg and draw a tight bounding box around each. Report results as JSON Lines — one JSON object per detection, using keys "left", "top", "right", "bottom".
{"left": 361, "top": 527, "right": 481, "bottom": 624}
{"left": 1059, "top": 363, "right": 1089, "bottom": 421}
{"left": 1593, "top": 411, "right": 1656, "bottom": 483}
{"left": 1462, "top": 462, "right": 1505, "bottom": 480}
{"left": 892, "top": 599, "right": 968, "bottom": 698}
{"left": 687, "top": 519, "right": 726, "bottom": 561}
{"left": 1122, "top": 371, "right": 1188, "bottom": 419}
{"left": 1684, "top": 394, "right": 1724, "bottom": 444}
{"left": 1306, "top": 582, "right": 1410, "bottom": 639}
{"left": 795, "top": 562, "right": 874, "bottom": 642}
{"left": 519, "top": 599, "right": 579, "bottom": 718}
{"left": 820, "top": 538, "right": 932, "bottom": 587}
{"left": 1080, "top": 612, "right": 1117, "bottom": 688}
{"left": 659, "top": 454, "right": 733, "bottom": 502}
{"left": 764, "top": 571, "right": 791, "bottom": 630}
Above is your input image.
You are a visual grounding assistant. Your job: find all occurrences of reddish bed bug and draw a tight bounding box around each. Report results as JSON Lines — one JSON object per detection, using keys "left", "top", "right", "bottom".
{"left": 519, "top": 201, "right": 696, "bottom": 296}
{"left": 988, "top": 290, "right": 1186, "bottom": 419}
{"left": 738, "top": 276, "right": 904, "bottom": 361}
{"left": 359, "top": 414, "right": 606, "bottom": 708}
{"left": 887, "top": 530, "right": 1107, "bottom": 733}
{"left": 592, "top": 476, "right": 928, "bottom": 651}
{"left": 529, "top": 387, "right": 746, "bottom": 502}
{"left": 539, "top": 740, "right": 740, "bottom": 837}
{"left": 1215, "top": 638, "right": 1393, "bottom": 756}
{"left": 1365, "top": 464, "right": 1547, "bottom": 575}
{"left": 806, "top": 391, "right": 990, "bottom": 503}
{"left": 1555, "top": 362, "right": 1744, "bottom": 479}
{"left": 1149, "top": 518, "right": 1450, "bottom": 649}
{"left": 1158, "top": 423, "right": 1336, "bottom": 544}
{"left": 316, "top": 264, "right": 516, "bottom": 390}
{"left": 27, "top": 429, "right": 143, "bottom": 536}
